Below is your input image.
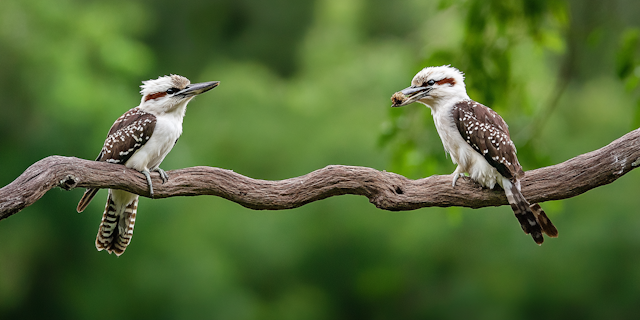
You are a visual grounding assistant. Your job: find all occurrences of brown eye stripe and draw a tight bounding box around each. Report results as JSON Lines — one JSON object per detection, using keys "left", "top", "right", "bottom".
{"left": 436, "top": 78, "right": 456, "bottom": 86}
{"left": 143, "top": 91, "right": 167, "bottom": 102}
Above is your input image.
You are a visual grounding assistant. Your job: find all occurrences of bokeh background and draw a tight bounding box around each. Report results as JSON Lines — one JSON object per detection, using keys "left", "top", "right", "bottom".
{"left": 2, "top": 0, "right": 640, "bottom": 319}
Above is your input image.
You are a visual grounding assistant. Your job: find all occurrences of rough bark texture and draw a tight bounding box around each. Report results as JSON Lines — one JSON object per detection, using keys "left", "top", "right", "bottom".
{"left": 1, "top": 129, "right": 640, "bottom": 221}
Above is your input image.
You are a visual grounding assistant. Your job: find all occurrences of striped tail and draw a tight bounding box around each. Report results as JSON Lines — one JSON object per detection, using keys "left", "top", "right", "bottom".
{"left": 96, "top": 190, "right": 138, "bottom": 256}
{"left": 77, "top": 188, "right": 99, "bottom": 213}
{"left": 530, "top": 203, "right": 558, "bottom": 238}
{"left": 502, "top": 179, "right": 557, "bottom": 245}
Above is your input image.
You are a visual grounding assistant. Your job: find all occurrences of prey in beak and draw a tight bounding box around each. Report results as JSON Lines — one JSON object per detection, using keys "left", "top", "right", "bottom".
{"left": 390, "top": 85, "right": 433, "bottom": 107}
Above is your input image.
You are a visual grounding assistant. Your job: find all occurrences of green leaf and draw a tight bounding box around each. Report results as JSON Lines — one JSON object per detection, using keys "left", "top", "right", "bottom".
{"left": 616, "top": 28, "right": 640, "bottom": 79}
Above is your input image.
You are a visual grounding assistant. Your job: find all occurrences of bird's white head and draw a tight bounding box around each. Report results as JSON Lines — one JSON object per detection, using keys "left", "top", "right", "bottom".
{"left": 391, "top": 65, "right": 468, "bottom": 110}
{"left": 138, "top": 74, "right": 220, "bottom": 116}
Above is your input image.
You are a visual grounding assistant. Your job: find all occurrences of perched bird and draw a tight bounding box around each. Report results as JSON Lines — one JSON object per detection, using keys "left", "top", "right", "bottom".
{"left": 391, "top": 65, "right": 557, "bottom": 244}
{"left": 77, "top": 75, "right": 219, "bottom": 256}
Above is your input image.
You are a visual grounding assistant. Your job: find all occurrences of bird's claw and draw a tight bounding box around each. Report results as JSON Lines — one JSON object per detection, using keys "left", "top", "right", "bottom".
{"left": 143, "top": 168, "right": 169, "bottom": 198}
{"left": 142, "top": 170, "right": 154, "bottom": 198}
{"left": 452, "top": 172, "right": 465, "bottom": 187}
{"left": 152, "top": 167, "right": 169, "bottom": 183}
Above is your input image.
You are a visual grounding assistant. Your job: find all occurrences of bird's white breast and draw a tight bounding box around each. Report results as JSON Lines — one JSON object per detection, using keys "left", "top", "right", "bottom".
{"left": 125, "top": 113, "right": 183, "bottom": 172}
{"left": 431, "top": 102, "right": 502, "bottom": 189}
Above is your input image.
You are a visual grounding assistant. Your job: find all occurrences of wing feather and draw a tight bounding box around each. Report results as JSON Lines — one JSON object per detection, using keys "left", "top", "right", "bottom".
{"left": 96, "top": 107, "right": 156, "bottom": 165}
{"left": 452, "top": 100, "right": 524, "bottom": 180}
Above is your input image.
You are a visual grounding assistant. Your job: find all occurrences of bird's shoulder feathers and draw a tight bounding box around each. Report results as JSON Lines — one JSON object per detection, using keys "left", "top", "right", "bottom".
{"left": 96, "top": 107, "right": 157, "bottom": 165}
{"left": 451, "top": 100, "right": 524, "bottom": 180}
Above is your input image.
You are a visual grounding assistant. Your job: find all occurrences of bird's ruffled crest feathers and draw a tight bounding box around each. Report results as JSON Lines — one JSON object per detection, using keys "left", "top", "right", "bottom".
{"left": 140, "top": 74, "right": 190, "bottom": 96}
{"left": 411, "top": 65, "right": 466, "bottom": 88}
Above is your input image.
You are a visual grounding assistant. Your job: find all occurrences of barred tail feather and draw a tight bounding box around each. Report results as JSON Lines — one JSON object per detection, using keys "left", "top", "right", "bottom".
{"left": 96, "top": 190, "right": 138, "bottom": 256}
{"left": 530, "top": 203, "right": 558, "bottom": 237}
{"left": 77, "top": 188, "right": 99, "bottom": 213}
{"left": 502, "top": 179, "right": 544, "bottom": 245}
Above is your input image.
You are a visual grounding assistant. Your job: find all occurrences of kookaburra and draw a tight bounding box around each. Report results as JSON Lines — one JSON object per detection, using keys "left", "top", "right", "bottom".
{"left": 77, "top": 75, "right": 219, "bottom": 256}
{"left": 391, "top": 65, "right": 557, "bottom": 244}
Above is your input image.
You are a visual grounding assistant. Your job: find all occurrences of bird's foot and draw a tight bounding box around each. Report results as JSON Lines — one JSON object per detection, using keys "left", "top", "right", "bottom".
{"left": 142, "top": 169, "right": 154, "bottom": 198}
{"left": 452, "top": 172, "right": 465, "bottom": 187}
{"left": 152, "top": 167, "right": 169, "bottom": 183}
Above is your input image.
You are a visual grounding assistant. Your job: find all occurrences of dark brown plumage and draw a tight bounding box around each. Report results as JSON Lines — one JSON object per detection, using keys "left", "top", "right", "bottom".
{"left": 452, "top": 100, "right": 523, "bottom": 180}
{"left": 76, "top": 108, "right": 156, "bottom": 213}
{"left": 452, "top": 100, "right": 557, "bottom": 243}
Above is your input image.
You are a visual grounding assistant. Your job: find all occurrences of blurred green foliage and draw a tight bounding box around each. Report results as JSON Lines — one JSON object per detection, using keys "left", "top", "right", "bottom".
{"left": 1, "top": 0, "right": 640, "bottom": 319}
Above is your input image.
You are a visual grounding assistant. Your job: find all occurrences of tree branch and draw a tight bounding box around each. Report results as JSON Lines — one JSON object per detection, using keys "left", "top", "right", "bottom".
{"left": 2, "top": 129, "right": 640, "bottom": 221}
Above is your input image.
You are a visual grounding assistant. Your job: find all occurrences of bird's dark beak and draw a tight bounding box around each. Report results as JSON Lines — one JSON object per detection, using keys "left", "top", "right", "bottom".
{"left": 391, "top": 86, "right": 431, "bottom": 107}
{"left": 177, "top": 81, "right": 220, "bottom": 97}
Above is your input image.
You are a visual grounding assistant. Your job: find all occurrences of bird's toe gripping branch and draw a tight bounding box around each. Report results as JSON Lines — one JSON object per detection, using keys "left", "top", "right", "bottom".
{"left": 451, "top": 167, "right": 466, "bottom": 187}
{"left": 141, "top": 169, "right": 154, "bottom": 198}
{"left": 152, "top": 167, "right": 169, "bottom": 183}
{"left": 142, "top": 168, "right": 169, "bottom": 198}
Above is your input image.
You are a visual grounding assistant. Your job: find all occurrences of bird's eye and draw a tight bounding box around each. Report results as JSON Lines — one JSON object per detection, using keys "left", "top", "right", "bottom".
{"left": 427, "top": 79, "right": 436, "bottom": 86}
{"left": 166, "top": 87, "right": 179, "bottom": 94}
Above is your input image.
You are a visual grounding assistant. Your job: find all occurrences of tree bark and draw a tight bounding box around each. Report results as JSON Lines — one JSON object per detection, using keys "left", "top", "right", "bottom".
{"left": 1, "top": 129, "right": 639, "bottom": 221}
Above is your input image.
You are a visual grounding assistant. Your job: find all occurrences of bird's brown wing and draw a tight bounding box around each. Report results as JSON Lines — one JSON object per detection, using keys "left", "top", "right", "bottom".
{"left": 451, "top": 100, "right": 524, "bottom": 180}
{"left": 96, "top": 107, "right": 157, "bottom": 165}
{"left": 77, "top": 108, "right": 156, "bottom": 213}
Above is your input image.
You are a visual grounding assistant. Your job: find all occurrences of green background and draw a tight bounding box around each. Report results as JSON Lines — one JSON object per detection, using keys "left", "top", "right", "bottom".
{"left": 1, "top": 0, "right": 640, "bottom": 319}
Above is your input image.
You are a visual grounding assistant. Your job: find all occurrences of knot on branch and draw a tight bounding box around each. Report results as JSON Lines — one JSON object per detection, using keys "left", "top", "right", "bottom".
{"left": 1, "top": 128, "right": 639, "bottom": 222}
{"left": 58, "top": 175, "right": 79, "bottom": 191}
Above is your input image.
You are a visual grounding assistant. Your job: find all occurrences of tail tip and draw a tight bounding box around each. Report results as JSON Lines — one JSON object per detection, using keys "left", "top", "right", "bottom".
{"left": 530, "top": 203, "right": 559, "bottom": 238}
{"left": 532, "top": 231, "right": 544, "bottom": 245}
{"left": 96, "top": 242, "right": 125, "bottom": 256}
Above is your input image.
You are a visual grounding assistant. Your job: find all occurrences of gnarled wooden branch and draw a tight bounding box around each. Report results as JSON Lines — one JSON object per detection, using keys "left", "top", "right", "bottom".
{"left": 1, "top": 129, "right": 640, "bottom": 221}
